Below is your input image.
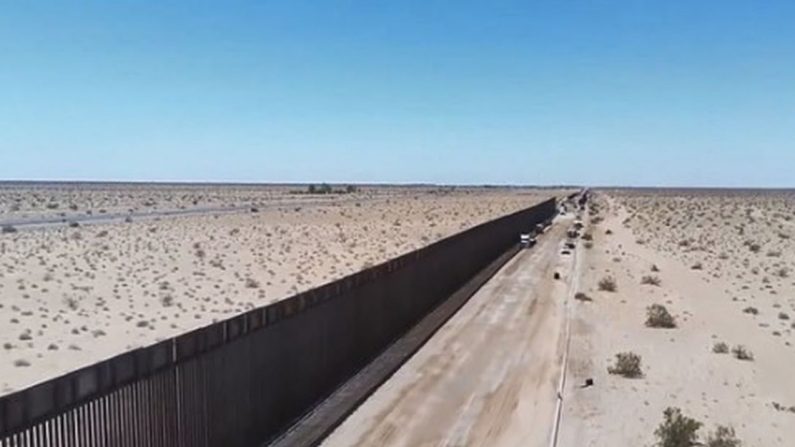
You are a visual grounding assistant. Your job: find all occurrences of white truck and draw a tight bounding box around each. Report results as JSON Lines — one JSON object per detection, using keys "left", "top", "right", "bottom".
{"left": 520, "top": 233, "right": 537, "bottom": 248}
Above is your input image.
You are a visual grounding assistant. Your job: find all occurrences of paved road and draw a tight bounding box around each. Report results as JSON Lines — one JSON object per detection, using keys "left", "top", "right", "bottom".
{"left": 322, "top": 219, "right": 574, "bottom": 447}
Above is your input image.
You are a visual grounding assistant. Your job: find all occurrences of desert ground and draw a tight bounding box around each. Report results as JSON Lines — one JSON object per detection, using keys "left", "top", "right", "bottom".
{"left": 559, "top": 189, "right": 795, "bottom": 446}
{"left": 0, "top": 183, "right": 559, "bottom": 396}
{"left": 5, "top": 184, "right": 792, "bottom": 446}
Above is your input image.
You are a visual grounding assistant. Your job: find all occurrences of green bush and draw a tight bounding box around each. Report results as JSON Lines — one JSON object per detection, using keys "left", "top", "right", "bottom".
{"left": 712, "top": 342, "right": 729, "bottom": 354}
{"left": 706, "top": 425, "right": 741, "bottom": 447}
{"left": 742, "top": 306, "right": 758, "bottom": 315}
{"left": 731, "top": 345, "right": 754, "bottom": 361}
{"left": 646, "top": 304, "right": 677, "bottom": 328}
{"left": 607, "top": 352, "right": 642, "bottom": 378}
{"left": 654, "top": 407, "right": 702, "bottom": 447}
{"left": 598, "top": 276, "right": 617, "bottom": 292}
{"left": 642, "top": 275, "right": 662, "bottom": 286}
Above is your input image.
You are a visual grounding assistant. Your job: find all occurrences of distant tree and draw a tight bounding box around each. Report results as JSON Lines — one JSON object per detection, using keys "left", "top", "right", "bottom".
{"left": 308, "top": 184, "right": 317, "bottom": 194}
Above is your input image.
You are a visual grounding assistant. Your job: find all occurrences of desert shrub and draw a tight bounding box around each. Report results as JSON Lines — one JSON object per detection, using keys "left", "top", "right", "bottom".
{"left": 605, "top": 228, "right": 612, "bottom": 235}
{"left": 574, "top": 292, "right": 592, "bottom": 302}
{"left": 705, "top": 425, "right": 741, "bottom": 447}
{"left": 651, "top": 264, "right": 660, "bottom": 272}
{"left": 748, "top": 243, "right": 761, "bottom": 253}
{"left": 691, "top": 262, "right": 703, "bottom": 270}
{"left": 646, "top": 304, "right": 676, "bottom": 328}
{"left": 64, "top": 296, "right": 79, "bottom": 310}
{"left": 307, "top": 183, "right": 333, "bottom": 194}
{"left": 641, "top": 275, "right": 662, "bottom": 286}
{"left": 1, "top": 225, "right": 18, "bottom": 234}
{"left": 712, "top": 342, "right": 729, "bottom": 354}
{"left": 584, "top": 241, "right": 594, "bottom": 249}
{"left": 160, "top": 295, "right": 174, "bottom": 307}
{"left": 598, "top": 276, "right": 617, "bottom": 292}
{"left": 607, "top": 352, "right": 642, "bottom": 378}
{"left": 68, "top": 221, "right": 80, "bottom": 228}
{"left": 245, "top": 278, "right": 260, "bottom": 289}
{"left": 775, "top": 268, "right": 789, "bottom": 278}
{"left": 14, "top": 359, "right": 31, "bottom": 367}
{"left": 766, "top": 250, "right": 781, "bottom": 257}
{"left": 654, "top": 407, "right": 702, "bottom": 447}
{"left": 96, "top": 230, "right": 109, "bottom": 238}
{"left": 778, "top": 312, "right": 789, "bottom": 320}
{"left": 581, "top": 232, "right": 593, "bottom": 241}
{"left": 731, "top": 345, "right": 754, "bottom": 361}
{"left": 742, "top": 306, "right": 758, "bottom": 315}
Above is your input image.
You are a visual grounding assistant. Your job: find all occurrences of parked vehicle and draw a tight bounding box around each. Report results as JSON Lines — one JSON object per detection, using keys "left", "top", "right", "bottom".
{"left": 520, "top": 233, "right": 536, "bottom": 248}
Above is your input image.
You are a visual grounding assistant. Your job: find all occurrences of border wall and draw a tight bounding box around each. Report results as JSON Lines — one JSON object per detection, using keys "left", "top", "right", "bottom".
{"left": 0, "top": 198, "right": 556, "bottom": 447}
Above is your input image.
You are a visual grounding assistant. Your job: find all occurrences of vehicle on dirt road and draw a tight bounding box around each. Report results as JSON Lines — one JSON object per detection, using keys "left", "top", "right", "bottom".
{"left": 520, "top": 233, "right": 537, "bottom": 248}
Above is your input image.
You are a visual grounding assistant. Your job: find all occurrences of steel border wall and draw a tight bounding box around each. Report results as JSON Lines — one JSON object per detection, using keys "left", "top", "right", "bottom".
{"left": 0, "top": 198, "right": 556, "bottom": 447}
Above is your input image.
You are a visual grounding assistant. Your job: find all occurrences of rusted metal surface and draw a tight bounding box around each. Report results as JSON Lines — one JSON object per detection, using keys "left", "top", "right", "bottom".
{"left": 0, "top": 198, "right": 556, "bottom": 447}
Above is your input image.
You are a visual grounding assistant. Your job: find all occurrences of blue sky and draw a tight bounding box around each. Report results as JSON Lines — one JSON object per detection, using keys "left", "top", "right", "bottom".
{"left": 1, "top": 1, "right": 794, "bottom": 186}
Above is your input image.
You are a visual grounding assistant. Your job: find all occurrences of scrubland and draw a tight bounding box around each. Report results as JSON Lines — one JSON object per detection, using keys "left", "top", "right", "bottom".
{"left": 561, "top": 189, "right": 795, "bottom": 446}
{"left": 0, "top": 184, "right": 556, "bottom": 396}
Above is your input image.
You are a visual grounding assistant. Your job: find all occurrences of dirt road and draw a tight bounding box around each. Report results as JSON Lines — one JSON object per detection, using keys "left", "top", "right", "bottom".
{"left": 322, "top": 219, "right": 574, "bottom": 447}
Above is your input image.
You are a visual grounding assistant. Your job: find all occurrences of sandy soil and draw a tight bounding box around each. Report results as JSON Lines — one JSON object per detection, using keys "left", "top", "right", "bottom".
{"left": 0, "top": 184, "right": 560, "bottom": 397}
{"left": 323, "top": 215, "right": 575, "bottom": 447}
{"left": 559, "top": 190, "right": 795, "bottom": 446}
